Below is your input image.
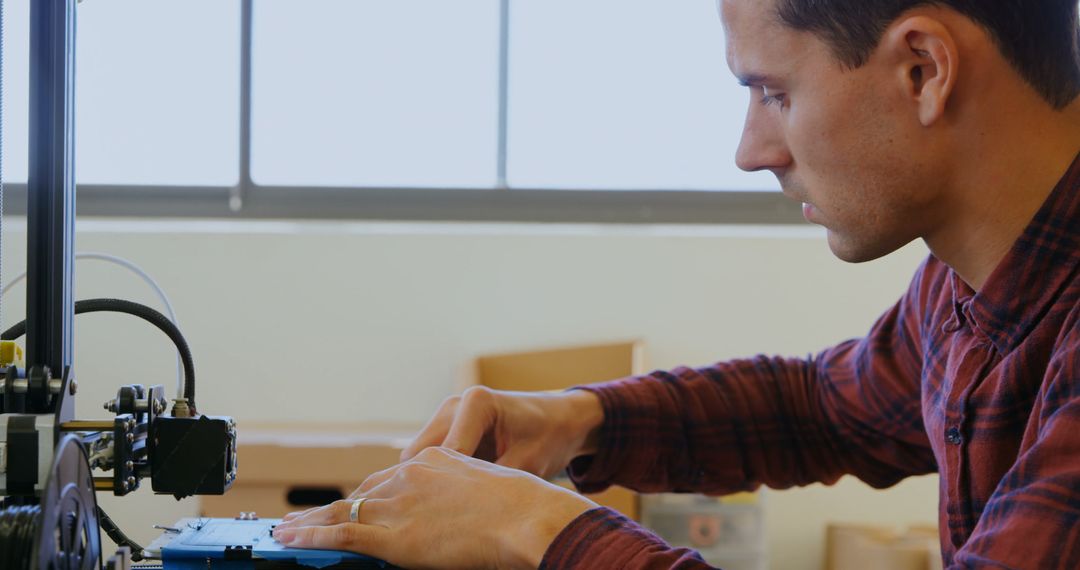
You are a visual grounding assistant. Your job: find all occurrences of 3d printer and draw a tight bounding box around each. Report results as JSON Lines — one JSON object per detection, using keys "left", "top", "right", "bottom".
{"left": 0, "top": 1, "right": 238, "bottom": 568}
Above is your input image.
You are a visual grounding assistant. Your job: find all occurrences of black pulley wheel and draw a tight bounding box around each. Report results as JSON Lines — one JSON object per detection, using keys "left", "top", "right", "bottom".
{"left": 33, "top": 435, "right": 102, "bottom": 570}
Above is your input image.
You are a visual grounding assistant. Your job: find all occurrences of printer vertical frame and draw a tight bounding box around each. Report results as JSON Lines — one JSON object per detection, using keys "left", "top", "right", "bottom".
{"left": 25, "top": 0, "right": 76, "bottom": 420}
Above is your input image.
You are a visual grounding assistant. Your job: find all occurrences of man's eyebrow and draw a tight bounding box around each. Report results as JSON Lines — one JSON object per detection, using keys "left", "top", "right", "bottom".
{"left": 736, "top": 73, "right": 774, "bottom": 87}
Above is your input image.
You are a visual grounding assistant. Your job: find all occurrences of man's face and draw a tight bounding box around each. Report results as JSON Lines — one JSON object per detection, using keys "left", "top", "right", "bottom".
{"left": 720, "top": 0, "right": 948, "bottom": 262}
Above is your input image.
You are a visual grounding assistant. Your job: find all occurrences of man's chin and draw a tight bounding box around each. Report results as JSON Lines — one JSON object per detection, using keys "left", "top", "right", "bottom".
{"left": 826, "top": 231, "right": 886, "bottom": 264}
{"left": 826, "top": 230, "right": 911, "bottom": 264}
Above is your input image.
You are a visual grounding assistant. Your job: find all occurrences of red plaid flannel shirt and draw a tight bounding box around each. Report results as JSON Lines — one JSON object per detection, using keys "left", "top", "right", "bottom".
{"left": 542, "top": 151, "right": 1080, "bottom": 569}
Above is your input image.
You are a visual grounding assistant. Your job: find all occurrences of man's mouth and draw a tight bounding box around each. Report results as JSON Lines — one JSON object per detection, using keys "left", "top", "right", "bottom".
{"left": 778, "top": 182, "right": 817, "bottom": 222}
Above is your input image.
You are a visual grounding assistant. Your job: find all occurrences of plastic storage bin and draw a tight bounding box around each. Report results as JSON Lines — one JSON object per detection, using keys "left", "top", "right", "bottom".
{"left": 641, "top": 492, "right": 766, "bottom": 570}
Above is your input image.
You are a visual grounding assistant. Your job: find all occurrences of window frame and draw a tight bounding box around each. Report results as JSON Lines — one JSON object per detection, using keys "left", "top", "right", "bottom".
{"left": 3, "top": 0, "right": 803, "bottom": 225}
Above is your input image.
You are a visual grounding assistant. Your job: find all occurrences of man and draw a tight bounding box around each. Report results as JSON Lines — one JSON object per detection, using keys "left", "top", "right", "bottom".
{"left": 272, "top": 0, "right": 1080, "bottom": 567}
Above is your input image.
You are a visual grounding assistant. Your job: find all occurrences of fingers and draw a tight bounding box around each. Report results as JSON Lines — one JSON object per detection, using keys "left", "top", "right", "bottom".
{"left": 276, "top": 497, "right": 388, "bottom": 532}
{"left": 403, "top": 387, "right": 500, "bottom": 461}
{"left": 400, "top": 396, "right": 460, "bottom": 461}
{"left": 441, "top": 388, "right": 496, "bottom": 457}
{"left": 279, "top": 500, "right": 351, "bottom": 529}
{"left": 274, "top": 522, "right": 390, "bottom": 559}
{"left": 281, "top": 505, "right": 320, "bottom": 522}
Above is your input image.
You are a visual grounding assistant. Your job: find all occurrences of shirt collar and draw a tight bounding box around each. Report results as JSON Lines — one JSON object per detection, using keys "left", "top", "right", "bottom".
{"left": 950, "top": 150, "right": 1080, "bottom": 354}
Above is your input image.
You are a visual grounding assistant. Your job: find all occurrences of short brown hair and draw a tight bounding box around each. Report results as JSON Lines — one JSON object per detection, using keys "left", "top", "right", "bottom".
{"left": 776, "top": 0, "right": 1080, "bottom": 109}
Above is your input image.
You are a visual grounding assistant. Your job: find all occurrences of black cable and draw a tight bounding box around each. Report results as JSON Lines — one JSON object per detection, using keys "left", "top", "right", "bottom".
{"left": 0, "top": 298, "right": 197, "bottom": 412}
{"left": 96, "top": 506, "right": 145, "bottom": 562}
{"left": 2, "top": 300, "right": 195, "bottom": 565}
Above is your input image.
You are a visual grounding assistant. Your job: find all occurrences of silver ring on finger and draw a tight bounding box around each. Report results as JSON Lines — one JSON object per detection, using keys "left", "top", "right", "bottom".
{"left": 348, "top": 497, "right": 368, "bottom": 524}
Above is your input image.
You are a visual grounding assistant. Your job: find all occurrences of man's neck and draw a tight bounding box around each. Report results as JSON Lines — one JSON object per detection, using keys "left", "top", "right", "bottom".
{"left": 924, "top": 99, "right": 1080, "bottom": 291}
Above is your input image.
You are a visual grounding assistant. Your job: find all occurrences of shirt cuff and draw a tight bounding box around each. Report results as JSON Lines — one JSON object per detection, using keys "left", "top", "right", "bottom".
{"left": 540, "top": 507, "right": 686, "bottom": 570}
{"left": 565, "top": 379, "right": 653, "bottom": 494}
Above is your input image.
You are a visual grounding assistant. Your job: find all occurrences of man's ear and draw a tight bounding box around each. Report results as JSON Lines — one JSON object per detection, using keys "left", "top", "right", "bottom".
{"left": 881, "top": 16, "right": 959, "bottom": 126}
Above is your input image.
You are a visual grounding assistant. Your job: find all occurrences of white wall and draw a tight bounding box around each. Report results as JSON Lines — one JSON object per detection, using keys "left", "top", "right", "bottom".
{"left": 0, "top": 219, "right": 936, "bottom": 569}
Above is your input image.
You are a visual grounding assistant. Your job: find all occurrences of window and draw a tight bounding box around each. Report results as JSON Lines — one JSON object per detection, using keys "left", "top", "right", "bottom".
{"left": 1, "top": 0, "right": 240, "bottom": 185}
{"left": 0, "top": 0, "right": 794, "bottom": 223}
{"left": 251, "top": 0, "right": 500, "bottom": 188}
{"left": 508, "top": 0, "right": 776, "bottom": 191}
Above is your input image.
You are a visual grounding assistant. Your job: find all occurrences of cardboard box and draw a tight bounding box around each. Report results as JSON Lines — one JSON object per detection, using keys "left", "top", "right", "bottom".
{"left": 199, "top": 422, "right": 416, "bottom": 518}
{"left": 475, "top": 341, "right": 646, "bottom": 520}
{"left": 476, "top": 341, "right": 645, "bottom": 392}
{"left": 825, "top": 524, "right": 941, "bottom": 570}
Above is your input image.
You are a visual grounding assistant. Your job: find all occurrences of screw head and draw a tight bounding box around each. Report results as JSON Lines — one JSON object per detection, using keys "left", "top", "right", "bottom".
{"left": 126, "top": 433, "right": 134, "bottom": 443}
{"left": 69, "top": 379, "right": 78, "bottom": 395}
{"left": 125, "top": 461, "right": 134, "bottom": 471}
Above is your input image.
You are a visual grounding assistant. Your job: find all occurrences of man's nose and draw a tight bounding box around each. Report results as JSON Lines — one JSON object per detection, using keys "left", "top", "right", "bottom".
{"left": 734, "top": 107, "right": 791, "bottom": 174}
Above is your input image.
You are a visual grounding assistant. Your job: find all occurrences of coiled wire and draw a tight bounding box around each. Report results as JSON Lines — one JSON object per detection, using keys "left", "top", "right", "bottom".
{"left": 0, "top": 504, "right": 42, "bottom": 569}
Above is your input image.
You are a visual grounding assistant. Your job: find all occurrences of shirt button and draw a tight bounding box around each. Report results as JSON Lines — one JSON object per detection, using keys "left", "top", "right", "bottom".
{"left": 941, "top": 317, "right": 961, "bottom": 333}
{"left": 945, "top": 426, "right": 962, "bottom": 445}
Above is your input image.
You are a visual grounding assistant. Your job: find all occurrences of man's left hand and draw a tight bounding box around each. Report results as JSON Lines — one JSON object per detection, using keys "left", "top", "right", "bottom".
{"left": 271, "top": 447, "right": 597, "bottom": 569}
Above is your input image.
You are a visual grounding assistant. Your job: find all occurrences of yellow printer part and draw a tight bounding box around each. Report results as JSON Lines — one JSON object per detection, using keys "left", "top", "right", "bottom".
{"left": 1, "top": 340, "right": 25, "bottom": 368}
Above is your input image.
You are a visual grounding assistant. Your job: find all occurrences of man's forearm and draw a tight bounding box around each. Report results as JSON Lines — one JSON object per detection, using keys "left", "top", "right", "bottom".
{"left": 567, "top": 349, "right": 935, "bottom": 495}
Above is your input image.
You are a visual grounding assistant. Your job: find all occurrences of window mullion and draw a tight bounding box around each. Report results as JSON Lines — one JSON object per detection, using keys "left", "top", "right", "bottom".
{"left": 233, "top": 0, "right": 254, "bottom": 212}
{"left": 496, "top": 0, "right": 510, "bottom": 190}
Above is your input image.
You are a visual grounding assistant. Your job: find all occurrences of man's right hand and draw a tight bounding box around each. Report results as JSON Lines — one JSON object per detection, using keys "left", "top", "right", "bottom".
{"left": 399, "top": 387, "right": 605, "bottom": 480}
